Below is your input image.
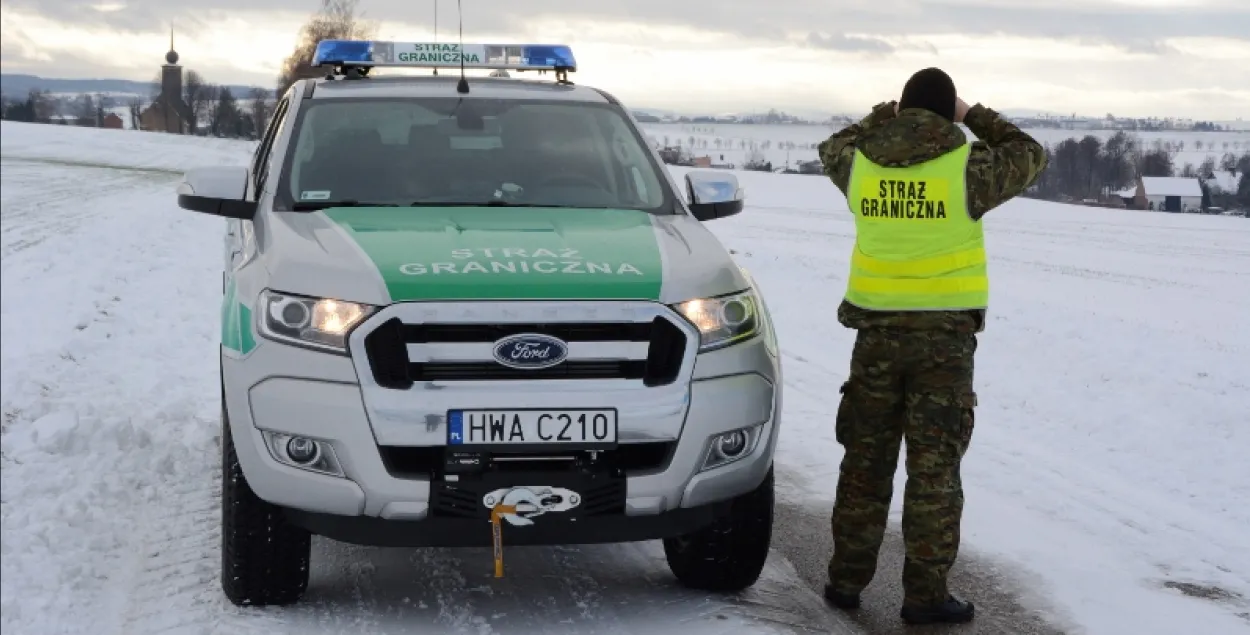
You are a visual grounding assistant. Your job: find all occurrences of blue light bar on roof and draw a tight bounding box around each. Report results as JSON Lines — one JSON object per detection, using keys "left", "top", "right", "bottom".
{"left": 311, "top": 40, "right": 577, "bottom": 72}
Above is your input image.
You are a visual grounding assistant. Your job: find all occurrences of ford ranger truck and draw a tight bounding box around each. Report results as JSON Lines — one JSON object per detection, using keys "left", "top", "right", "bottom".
{"left": 176, "top": 40, "right": 783, "bottom": 607}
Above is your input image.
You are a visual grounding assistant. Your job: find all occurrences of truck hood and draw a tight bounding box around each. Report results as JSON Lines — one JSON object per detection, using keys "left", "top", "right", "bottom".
{"left": 262, "top": 206, "right": 747, "bottom": 306}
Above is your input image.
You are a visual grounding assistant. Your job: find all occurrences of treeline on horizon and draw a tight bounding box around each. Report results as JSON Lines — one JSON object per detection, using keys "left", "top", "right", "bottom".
{"left": 1027, "top": 130, "right": 1250, "bottom": 211}
{"left": 0, "top": 81, "right": 272, "bottom": 140}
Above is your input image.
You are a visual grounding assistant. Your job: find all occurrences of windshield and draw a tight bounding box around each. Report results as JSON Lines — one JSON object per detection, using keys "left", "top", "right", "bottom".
{"left": 275, "top": 97, "right": 674, "bottom": 212}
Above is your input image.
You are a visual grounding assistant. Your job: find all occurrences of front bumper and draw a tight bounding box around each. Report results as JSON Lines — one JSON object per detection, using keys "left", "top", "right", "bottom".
{"left": 222, "top": 300, "right": 781, "bottom": 540}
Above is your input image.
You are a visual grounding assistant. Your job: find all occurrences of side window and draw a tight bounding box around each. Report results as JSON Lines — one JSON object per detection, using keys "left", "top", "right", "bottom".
{"left": 251, "top": 98, "right": 290, "bottom": 195}
{"left": 249, "top": 100, "right": 281, "bottom": 177}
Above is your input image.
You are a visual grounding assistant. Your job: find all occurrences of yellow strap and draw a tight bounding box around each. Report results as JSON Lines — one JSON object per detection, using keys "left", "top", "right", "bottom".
{"left": 852, "top": 246, "right": 985, "bottom": 277}
{"left": 491, "top": 504, "right": 515, "bottom": 578}
{"left": 849, "top": 276, "right": 988, "bottom": 295}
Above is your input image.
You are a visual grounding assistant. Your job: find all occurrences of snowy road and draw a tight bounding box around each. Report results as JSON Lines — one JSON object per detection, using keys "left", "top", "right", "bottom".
{"left": 685, "top": 167, "right": 1250, "bottom": 634}
{"left": 3, "top": 122, "right": 1250, "bottom": 635}
{"left": 0, "top": 124, "right": 849, "bottom": 635}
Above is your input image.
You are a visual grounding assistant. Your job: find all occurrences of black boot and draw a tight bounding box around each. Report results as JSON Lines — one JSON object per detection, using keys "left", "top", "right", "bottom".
{"left": 823, "top": 583, "right": 861, "bottom": 610}
{"left": 900, "top": 595, "right": 975, "bottom": 624}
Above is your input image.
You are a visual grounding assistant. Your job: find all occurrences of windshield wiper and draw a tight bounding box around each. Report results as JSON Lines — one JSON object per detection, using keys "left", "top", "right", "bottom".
{"left": 291, "top": 200, "right": 401, "bottom": 211}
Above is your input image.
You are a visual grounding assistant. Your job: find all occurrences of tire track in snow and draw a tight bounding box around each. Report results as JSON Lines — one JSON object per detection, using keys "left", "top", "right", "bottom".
{"left": 110, "top": 465, "right": 281, "bottom": 635}
{"left": 0, "top": 158, "right": 180, "bottom": 259}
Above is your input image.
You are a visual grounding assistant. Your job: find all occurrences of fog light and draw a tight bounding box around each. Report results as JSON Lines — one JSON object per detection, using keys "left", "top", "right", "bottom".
{"left": 701, "top": 424, "right": 764, "bottom": 472}
{"left": 262, "top": 431, "right": 345, "bottom": 477}
{"left": 286, "top": 436, "right": 319, "bottom": 464}
{"left": 717, "top": 430, "right": 748, "bottom": 457}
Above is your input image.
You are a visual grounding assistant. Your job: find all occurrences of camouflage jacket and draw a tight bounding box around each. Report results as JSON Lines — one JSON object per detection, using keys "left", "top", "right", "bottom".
{"left": 818, "top": 102, "right": 1048, "bottom": 333}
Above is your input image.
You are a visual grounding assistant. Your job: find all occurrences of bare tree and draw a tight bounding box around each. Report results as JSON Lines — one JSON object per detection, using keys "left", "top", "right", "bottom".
{"left": 183, "top": 70, "right": 210, "bottom": 134}
{"left": 276, "top": 0, "right": 378, "bottom": 98}
{"left": 203, "top": 84, "right": 224, "bottom": 134}
{"left": 128, "top": 97, "right": 144, "bottom": 130}
{"left": 29, "top": 89, "right": 54, "bottom": 121}
{"left": 1199, "top": 157, "right": 1216, "bottom": 179}
{"left": 71, "top": 94, "right": 96, "bottom": 125}
{"left": 1100, "top": 131, "right": 1138, "bottom": 193}
{"left": 1075, "top": 135, "right": 1102, "bottom": 198}
{"left": 247, "top": 87, "right": 272, "bottom": 138}
{"left": 1140, "top": 149, "right": 1175, "bottom": 178}
{"left": 1221, "top": 152, "right": 1238, "bottom": 173}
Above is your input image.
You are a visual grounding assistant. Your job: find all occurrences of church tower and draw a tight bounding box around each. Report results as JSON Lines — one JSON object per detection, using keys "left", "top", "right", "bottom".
{"left": 140, "top": 26, "right": 193, "bottom": 134}
{"left": 160, "top": 29, "right": 183, "bottom": 111}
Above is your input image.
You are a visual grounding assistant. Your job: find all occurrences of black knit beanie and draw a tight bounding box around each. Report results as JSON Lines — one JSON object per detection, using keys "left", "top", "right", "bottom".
{"left": 899, "top": 68, "right": 957, "bottom": 121}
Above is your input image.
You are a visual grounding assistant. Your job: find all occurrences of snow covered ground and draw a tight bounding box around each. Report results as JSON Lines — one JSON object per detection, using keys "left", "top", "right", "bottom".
{"left": 670, "top": 166, "right": 1250, "bottom": 635}
{"left": 0, "top": 122, "right": 844, "bottom": 635}
{"left": 2, "top": 122, "right": 1249, "bottom": 635}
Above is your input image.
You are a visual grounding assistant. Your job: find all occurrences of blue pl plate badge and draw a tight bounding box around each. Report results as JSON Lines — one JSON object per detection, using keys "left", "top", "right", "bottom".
{"left": 448, "top": 410, "right": 464, "bottom": 444}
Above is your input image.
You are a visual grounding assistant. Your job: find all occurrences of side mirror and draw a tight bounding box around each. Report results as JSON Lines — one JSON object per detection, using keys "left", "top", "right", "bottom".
{"left": 685, "top": 171, "right": 744, "bottom": 221}
{"left": 177, "top": 166, "right": 256, "bottom": 220}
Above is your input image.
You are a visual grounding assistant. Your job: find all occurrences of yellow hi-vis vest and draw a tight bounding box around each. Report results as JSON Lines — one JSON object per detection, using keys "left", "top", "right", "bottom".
{"left": 844, "top": 143, "right": 989, "bottom": 311}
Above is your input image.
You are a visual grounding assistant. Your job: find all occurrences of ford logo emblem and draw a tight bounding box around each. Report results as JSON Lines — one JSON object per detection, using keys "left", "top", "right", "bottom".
{"left": 492, "top": 333, "right": 569, "bottom": 370}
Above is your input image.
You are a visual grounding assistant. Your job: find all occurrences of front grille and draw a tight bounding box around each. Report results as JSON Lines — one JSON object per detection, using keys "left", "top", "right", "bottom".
{"left": 362, "top": 313, "right": 688, "bottom": 389}
{"left": 404, "top": 322, "right": 651, "bottom": 343}
{"left": 410, "top": 360, "right": 645, "bottom": 382}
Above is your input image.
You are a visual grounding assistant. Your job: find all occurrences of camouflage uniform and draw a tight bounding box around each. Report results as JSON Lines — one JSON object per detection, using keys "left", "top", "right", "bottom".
{"left": 818, "top": 102, "right": 1048, "bottom": 607}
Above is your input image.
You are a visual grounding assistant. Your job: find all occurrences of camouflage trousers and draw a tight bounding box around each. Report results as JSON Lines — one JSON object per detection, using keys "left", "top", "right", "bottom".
{"left": 827, "top": 327, "right": 977, "bottom": 607}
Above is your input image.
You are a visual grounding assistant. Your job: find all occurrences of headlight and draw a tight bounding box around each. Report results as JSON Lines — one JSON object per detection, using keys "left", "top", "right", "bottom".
{"left": 672, "top": 289, "right": 759, "bottom": 351}
{"left": 257, "top": 290, "right": 376, "bottom": 353}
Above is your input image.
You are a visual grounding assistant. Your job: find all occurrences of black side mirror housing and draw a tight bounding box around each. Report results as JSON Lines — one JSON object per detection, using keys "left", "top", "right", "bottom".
{"left": 685, "top": 171, "right": 745, "bottom": 221}
{"left": 177, "top": 166, "right": 257, "bottom": 220}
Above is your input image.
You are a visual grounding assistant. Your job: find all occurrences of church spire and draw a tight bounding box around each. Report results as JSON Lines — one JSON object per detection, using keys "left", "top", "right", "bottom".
{"left": 165, "top": 25, "right": 179, "bottom": 65}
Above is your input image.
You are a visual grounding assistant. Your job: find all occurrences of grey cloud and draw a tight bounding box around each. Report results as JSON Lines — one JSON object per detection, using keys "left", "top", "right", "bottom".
{"left": 1117, "top": 39, "right": 1179, "bottom": 55}
{"left": 5, "top": 0, "right": 1248, "bottom": 55}
{"left": 806, "top": 32, "right": 894, "bottom": 54}
{"left": 896, "top": 40, "right": 940, "bottom": 55}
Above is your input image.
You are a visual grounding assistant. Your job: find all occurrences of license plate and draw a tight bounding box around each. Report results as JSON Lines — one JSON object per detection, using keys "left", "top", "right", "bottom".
{"left": 447, "top": 409, "right": 617, "bottom": 446}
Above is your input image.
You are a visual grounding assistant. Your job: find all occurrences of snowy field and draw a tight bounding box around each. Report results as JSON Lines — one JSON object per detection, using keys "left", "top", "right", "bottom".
{"left": 639, "top": 122, "right": 1250, "bottom": 176}
{"left": 2, "top": 122, "right": 1249, "bottom": 635}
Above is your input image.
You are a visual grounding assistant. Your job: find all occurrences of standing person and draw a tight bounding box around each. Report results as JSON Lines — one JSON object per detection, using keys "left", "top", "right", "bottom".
{"left": 815, "top": 67, "right": 1048, "bottom": 624}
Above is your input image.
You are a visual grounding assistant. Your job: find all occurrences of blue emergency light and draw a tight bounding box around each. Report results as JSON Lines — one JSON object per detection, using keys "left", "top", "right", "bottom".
{"left": 311, "top": 40, "right": 577, "bottom": 72}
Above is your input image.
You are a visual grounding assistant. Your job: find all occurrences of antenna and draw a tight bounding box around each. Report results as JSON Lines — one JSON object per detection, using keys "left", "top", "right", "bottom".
{"left": 455, "top": 0, "right": 469, "bottom": 94}
{"left": 432, "top": 0, "right": 438, "bottom": 76}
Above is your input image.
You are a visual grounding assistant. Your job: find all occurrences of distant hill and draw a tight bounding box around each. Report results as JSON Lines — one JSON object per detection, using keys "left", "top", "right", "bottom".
{"left": 0, "top": 74, "right": 268, "bottom": 99}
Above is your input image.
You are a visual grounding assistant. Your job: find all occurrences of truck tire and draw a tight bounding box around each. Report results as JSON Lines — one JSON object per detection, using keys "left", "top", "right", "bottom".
{"left": 220, "top": 395, "right": 311, "bottom": 607}
{"left": 663, "top": 466, "right": 774, "bottom": 592}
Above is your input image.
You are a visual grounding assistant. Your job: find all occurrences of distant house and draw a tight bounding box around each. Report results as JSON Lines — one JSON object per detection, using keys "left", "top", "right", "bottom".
{"left": 102, "top": 113, "right": 123, "bottom": 129}
{"left": 1125, "top": 176, "right": 1203, "bottom": 213}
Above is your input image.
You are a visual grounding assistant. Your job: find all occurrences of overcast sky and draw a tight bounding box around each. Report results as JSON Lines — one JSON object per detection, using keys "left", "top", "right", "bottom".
{"left": 2, "top": 0, "right": 1248, "bottom": 119}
